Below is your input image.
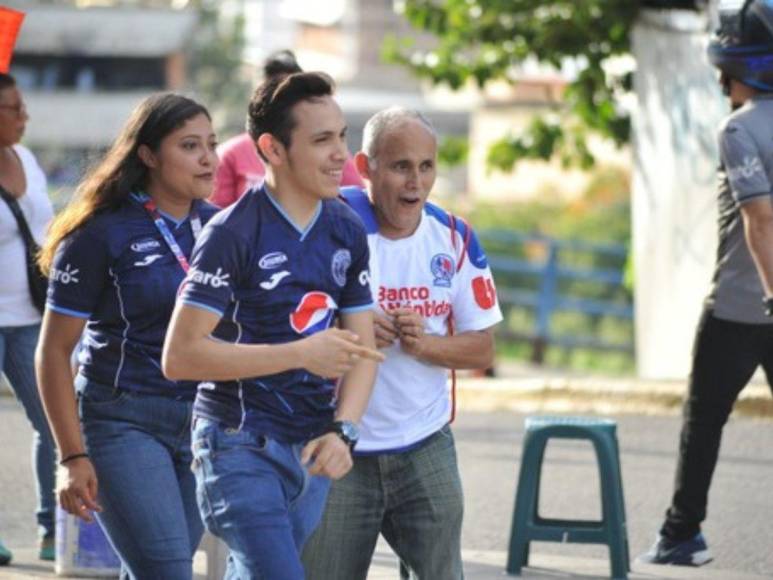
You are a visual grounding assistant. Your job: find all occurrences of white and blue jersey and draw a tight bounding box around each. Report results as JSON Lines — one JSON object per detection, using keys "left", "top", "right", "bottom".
{"left": 340, "top": 187, "right": 503, "bottom": 452}
{"left": 48, "top": 195, "right": 219, "bottom": 397}
{"left": 180, "top": 185, "right": 373, "bottom": 442}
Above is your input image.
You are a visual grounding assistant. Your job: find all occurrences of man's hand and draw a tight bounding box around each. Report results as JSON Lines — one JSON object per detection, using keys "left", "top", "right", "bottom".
{"left": 300, "top": 328, "right": 384, "bottom": 378}
{"left": 301, "top": 432, "right": 353, "bottom": 479}
{"left": 58, "top": 457, "right": 102, "bottom": 522}
{"left": 374, "top": 311, "right": 399, "bottom": 349}
{"left": 392, "top": 307, "right": 427, "bottom": 358}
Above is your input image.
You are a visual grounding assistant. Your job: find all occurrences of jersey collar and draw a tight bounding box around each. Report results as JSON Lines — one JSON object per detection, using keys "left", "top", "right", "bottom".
{"left": 262, "top": 184, "right": 322, "bottom": 241}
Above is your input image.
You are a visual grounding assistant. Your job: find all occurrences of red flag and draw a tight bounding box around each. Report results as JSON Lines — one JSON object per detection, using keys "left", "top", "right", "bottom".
{"left": 0, "top": 7, "right": 25, "bottom": 74}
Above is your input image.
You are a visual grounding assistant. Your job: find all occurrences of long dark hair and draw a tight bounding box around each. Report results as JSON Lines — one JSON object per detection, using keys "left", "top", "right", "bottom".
{"left": 39, "top": 93, "right": 210, "bottom": 273}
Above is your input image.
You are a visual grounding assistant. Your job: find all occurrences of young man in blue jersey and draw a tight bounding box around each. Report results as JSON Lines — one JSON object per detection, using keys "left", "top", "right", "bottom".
{"left": 162, "top": 72, "right": 383, "bottom": 580}
{"left": 303, "top": 107, "right": 502, "bottom": 579}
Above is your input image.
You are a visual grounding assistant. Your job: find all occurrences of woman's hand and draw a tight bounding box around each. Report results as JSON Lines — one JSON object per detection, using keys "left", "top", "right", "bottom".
{"left": 58, "top": 457, "right": 102, "bottom": 522}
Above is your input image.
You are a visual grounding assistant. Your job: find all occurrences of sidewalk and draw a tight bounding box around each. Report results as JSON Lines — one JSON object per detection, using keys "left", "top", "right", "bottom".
{"left": 1, "top": 546, "right": 769, "bottom": 579}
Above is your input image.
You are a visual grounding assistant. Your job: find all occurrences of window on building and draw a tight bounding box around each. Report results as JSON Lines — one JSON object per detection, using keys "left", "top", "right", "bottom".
{"left": 11, "top": 55, "right": 167, "bottom": 91}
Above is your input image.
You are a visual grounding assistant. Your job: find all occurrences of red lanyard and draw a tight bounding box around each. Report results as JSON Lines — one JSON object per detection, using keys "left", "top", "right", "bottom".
{"left": 136, "top": 193, "right": 201, "bottom": 273}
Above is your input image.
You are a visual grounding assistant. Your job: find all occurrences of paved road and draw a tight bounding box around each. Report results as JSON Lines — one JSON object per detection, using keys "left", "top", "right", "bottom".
{"left": 1, "top": 396, "right": 772, "bottom": 578}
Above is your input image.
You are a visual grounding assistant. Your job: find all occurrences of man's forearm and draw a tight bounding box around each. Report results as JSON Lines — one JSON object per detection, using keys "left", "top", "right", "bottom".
{"left": 744, "top": 213, "right": 773, "bottom": 297}
{"left": 334, "top": 359, "right": 379, "bottom": 424}
{"left": 413, "top": 330, "right": 494, "bottom": 370}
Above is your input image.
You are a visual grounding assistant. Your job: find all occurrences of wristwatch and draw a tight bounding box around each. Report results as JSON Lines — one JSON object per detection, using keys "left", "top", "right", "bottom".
{"left": 764, "top": 296, "right": 773, "bottom": 317}
{"left": 325, "top": 420, "right": 359, "bottom": 451}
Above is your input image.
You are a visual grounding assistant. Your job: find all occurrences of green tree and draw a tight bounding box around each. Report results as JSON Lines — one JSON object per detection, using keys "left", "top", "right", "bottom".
{"left": 384, "top": 0, "right": 642, "bottom": 170}
{"left": 187, "top": 0, "right": 250, "bottom": 122}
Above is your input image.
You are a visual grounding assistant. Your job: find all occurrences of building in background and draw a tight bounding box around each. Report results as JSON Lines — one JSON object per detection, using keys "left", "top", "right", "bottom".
{"left": 7, "top": 0, "right": 618, "bottom": 204}
{"left": 5, "top": 0, "right": 196, "bottom": 195}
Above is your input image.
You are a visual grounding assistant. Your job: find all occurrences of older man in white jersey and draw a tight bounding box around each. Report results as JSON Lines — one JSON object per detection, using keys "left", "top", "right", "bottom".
{"left": 303, "top": 107, "right": 503, "bottom": 579}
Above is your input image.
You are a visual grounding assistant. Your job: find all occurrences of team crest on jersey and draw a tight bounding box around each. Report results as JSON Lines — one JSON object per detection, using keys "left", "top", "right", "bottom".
{"left": 430, "top": 253, "right": 454, "bottom": 288}
{"left": 331, "top": 249, "right": 351, "bottom": 287}
{"left": 290, "top": 292, "right": 337, "bottom": 335}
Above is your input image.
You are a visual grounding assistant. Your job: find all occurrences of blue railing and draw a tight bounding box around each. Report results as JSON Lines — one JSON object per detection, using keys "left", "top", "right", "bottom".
{"left": 479, "top": 230, "right": 633, "bottom": 364}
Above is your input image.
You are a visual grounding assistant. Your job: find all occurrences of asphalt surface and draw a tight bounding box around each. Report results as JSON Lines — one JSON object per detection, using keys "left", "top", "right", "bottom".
{"left": 1, "top": 389, "right": 772, "bottom": 578}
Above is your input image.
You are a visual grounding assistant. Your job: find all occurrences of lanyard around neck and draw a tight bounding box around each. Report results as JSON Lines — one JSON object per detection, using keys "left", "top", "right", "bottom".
{"left": 136, "top": 193, "right": 201, "bottom": 273}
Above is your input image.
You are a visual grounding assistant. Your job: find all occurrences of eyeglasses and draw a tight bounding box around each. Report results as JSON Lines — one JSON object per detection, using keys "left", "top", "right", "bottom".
{"left": 0, "top": 102, "right": 27, "bottom": 116}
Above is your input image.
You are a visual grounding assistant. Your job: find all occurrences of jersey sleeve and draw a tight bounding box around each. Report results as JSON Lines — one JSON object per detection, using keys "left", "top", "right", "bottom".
{"left": 450, "top": 224, "right": 503, "bottom": 333}
{"left": 719, "top": 120, "right": 771, "bottom": 205}
{"left": 178, "top": 224, "right": 247, "bottom": 317}
{"left": 338, "top": 223, "right": 373, "bottom": 313}
{"left": 48, "top": 225, "right": 110, "bottom": 319}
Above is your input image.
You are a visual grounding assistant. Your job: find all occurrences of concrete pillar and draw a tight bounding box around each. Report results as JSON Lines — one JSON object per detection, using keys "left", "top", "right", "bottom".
{"left": 632, "top": 7, "right": 726, "bottom": 379}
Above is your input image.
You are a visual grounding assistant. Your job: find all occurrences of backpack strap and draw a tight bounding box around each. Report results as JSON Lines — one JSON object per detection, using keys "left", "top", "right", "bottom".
{"left": 445, "top": 211, "right": 473, "bottom": 424}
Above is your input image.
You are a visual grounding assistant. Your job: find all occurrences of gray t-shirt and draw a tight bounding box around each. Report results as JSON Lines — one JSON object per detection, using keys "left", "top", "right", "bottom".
{"left": 707, "top": 95, "right": 773, "bottom": 324}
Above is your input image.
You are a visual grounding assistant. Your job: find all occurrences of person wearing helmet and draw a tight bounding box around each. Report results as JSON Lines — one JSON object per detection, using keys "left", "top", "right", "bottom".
{"left": 639, "top": 0, "right": 773, "bottom": 566}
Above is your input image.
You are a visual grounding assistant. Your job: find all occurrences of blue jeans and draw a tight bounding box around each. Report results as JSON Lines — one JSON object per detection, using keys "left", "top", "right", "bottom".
{"left": 192, "top": 417, "right": 331, "bottom": 580}
{"left": 302, "top": 425, "right": 465, "bottom": 580}
{"left": 0, "top": 323, "right": 56, "bottom": 538}
{"left": 79, "top": 380, "right": 203, "bottom": 580}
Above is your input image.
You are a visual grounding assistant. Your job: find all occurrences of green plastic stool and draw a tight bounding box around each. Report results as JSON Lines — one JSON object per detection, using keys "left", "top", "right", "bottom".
{"left": 506, "top": 416, "right": 630, "bottom": 579}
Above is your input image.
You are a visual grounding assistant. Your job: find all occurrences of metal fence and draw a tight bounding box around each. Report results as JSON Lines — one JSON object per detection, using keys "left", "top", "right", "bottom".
{"left": 480, "top": 230, "right": 633, "bottom": 364}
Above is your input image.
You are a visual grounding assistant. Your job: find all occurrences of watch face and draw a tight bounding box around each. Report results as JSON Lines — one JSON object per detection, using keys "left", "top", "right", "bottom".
{"left": 341, "top": 421, "right": 359, "bottom": 442}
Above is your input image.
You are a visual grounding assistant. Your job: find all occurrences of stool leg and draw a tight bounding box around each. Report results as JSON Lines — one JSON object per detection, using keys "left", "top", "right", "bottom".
{"left": 506, "top": 432, "right": 547, "bottom": 575}
{"left": 612, "top": 436, "right": 631, "bottom": 572}
{"left": 594, "top": 435, "right": 629, "bottom": 580}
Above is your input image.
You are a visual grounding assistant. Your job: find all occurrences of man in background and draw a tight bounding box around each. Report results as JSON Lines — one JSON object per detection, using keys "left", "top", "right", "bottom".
{"left": 639, "top": 0, "right": 773, "bottom": 566}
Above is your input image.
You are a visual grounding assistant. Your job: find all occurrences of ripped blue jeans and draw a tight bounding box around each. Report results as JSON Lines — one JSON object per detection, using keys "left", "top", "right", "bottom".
{"left": 191, "top": 417, "right": 330, "bottom": 580}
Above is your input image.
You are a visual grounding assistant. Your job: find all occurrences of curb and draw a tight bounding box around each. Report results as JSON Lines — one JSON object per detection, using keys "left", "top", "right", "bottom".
{"left": 456, "top": 376, "right": 773, "bottom": 419}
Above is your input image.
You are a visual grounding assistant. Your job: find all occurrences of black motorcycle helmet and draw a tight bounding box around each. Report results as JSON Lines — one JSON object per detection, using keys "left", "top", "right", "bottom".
{"left": 707, "top": 0, "right": 773, "bottom": 92}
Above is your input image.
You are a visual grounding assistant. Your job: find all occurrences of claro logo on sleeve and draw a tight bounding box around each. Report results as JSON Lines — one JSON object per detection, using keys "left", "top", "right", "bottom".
{"left": 51, "top": 264, "right": 80, "bottom": 285}
{"left": 188, "top": 267, "right": 231, "bottom": 289}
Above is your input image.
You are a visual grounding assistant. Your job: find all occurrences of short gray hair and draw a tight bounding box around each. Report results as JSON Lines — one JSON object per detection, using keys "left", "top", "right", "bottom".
{"left": 361, "top": 107, "right": 437, "bottom": 163}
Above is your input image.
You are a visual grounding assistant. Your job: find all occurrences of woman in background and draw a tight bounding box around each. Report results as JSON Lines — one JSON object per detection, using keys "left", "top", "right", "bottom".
{"left": 0, "top": 72, "right": 56, "bottom": 563}
{"left": 35, "top": 93, "right": 219, "bottom": 579}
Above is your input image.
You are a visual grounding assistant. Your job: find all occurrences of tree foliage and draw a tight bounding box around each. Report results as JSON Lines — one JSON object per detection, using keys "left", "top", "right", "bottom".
{"left": 384, "top": 0, "right": 639, "bottom": 170}
{"left": 186, "top": 0, "right": 250, "bottom": 116}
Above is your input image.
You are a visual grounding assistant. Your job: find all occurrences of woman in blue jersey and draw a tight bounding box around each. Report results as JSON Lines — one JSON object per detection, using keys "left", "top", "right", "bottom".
{"left": 35, "top": 93, "right": 219, "bottom": 579}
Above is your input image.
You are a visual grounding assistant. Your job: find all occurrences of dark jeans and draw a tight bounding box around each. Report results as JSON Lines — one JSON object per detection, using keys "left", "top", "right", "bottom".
{"left": 661, "top": 310, "right": 773, "bottom": 541}
{"left": 302, "top": 425, "right": 464, "bottom": 580}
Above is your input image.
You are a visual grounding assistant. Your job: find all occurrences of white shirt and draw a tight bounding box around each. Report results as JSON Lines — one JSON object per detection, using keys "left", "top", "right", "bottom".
{"left": 0, "top": 144, "right": 53, "bottom": 327}
{"left": 357, "top": 204, "right": 503, "bottom": 452}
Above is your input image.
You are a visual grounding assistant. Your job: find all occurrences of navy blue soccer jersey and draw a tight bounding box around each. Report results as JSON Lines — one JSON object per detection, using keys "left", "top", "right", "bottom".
{"left": 48, "top": 195, "right": 219, "bottom": 396}
{"left": 179, "top": 185, "right": 373, "bottom": 442}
